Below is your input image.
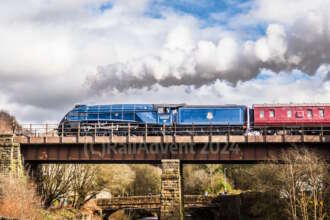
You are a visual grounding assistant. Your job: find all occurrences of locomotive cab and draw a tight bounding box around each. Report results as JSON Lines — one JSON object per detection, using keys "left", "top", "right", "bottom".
{"left": 156, "top": 106, "right": 175, "bottom": 125}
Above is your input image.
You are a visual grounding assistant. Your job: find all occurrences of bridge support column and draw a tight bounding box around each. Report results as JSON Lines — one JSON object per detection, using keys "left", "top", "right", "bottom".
{"left": 160, "top": 159, "right": 184, "bottom": 220}
{"left": 0, "top": 134, "right": 23, "bottom": 177}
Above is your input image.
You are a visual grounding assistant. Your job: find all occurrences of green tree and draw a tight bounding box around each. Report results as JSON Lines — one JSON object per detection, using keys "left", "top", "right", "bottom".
{"left": 184, "top": 164, "right": 231, "bottom": 195}
{"left": 129, "top": 165, "right": 161, "bottom": 195}
{"left": 100, "top": 164, "right": 136, "bottom": 196}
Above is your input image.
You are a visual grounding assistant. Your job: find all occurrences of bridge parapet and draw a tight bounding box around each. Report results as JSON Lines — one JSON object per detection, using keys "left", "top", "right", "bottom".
{"left": 96, "top": 194, "right": 233, "bottom": 210}
{"left": 97, "top": 195, "right": 160, "bottom": 211}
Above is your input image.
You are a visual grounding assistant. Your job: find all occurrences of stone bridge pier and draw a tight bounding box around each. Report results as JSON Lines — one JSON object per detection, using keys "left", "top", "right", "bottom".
{"left": 98, "top": 160, "right": 185, "bottom": 220}
{"left": 0, "top": 134, "right": 23, "bottom": 178}
{"left": 160, "top": 159, "right": 184, "bottom": 220}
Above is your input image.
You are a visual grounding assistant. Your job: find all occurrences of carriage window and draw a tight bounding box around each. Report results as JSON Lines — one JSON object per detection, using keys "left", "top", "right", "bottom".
{"left": 296, "top": 111, "right": 304, "bottom": 118}
{"left": 269, "top": 109, "right": 275, "bottom": 118}
{"left": 307, "top": 109, "right": 313, "bottom": 118}
{"left": 287, "top": 110, "right": 292, "bottom": 118}
{"left": 319, "top": 109, "right": 324, "bottom": 118}
{"left": 158, "top": 108, "right": 164, "bottom": 114}
{"left": 260, "top": 110, "right": 264, "bottom": 118}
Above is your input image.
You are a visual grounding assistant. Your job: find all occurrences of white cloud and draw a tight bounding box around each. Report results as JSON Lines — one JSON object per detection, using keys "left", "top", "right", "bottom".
{"left": 254, "top": 24, "right": 287, "bottom": 62}
{"left": 252, "top": 0, "right": 329, "bottom": 25}
{"left": 89, "top": 14, "right": 330, "bottom": 91}
{"left": 0, "top": 0, "right": 329, "bottom": 123}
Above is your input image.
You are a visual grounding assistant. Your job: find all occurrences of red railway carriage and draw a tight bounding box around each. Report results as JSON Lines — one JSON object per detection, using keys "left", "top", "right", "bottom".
{"left": 253, "top": 104, "right": 330, "bottom": 133}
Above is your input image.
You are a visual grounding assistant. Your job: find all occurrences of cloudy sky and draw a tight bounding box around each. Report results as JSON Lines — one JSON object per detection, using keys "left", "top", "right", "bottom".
{"left": 1, "top": 0, "right": 330, "bottom": 123}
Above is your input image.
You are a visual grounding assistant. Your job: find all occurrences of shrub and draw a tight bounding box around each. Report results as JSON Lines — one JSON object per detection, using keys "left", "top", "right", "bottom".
{"left": 0, "top": 176, "right": 42, "bottom": 219}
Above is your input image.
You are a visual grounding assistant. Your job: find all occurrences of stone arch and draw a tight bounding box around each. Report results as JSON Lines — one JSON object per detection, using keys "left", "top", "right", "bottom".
{"left": 102, "top": 208, "right": 157, "bottom": 220}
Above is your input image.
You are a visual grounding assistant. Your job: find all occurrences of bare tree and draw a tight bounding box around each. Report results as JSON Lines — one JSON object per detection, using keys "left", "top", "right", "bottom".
{"left": 0, "top": 110, "right": 21, "bottom": 134}
{"left": 300, "top": 149, "right": 327, "bottom": 220}
{"left": 70, "top": 165, "right": 106, "bottom": 209}
{"left": 36, "top": 164, "right": 107, "bottom": 209}
{"left": 249, "top": 148, "right": 328, "bottom": 220}
{"left": 280, "top": 148, "right": 328, "bottom": 220}
{"left": 36, "top": 164, "right": 74, "bottom": 208}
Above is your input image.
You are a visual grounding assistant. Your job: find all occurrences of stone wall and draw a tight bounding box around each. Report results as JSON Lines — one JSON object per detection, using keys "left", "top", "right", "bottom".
{"left": 97, "top": 195, "right": 161, "bottom": 210}
{"left": 160, "top": 159, "right": 184, "bottom": 220}
{"left": 0, "top": 135, "right": 23, "bottom": 177}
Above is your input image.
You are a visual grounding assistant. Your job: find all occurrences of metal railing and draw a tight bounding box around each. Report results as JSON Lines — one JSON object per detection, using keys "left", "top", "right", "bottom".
{"left": 15, "top": 124, "right": 58, "bottom": 137}
{"left": 13, "top": 123, "right": 330, "bottom": 138}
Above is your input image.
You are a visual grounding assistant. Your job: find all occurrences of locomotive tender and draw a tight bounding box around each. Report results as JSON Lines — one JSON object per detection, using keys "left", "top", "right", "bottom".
{"left": 58, "top": 103, "right": 330, "bottom": 136}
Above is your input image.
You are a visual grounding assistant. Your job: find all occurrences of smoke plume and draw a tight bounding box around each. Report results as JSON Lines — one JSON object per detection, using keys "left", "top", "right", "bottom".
{"left": 88, "top": 12, "right": 330, "bottom": 92}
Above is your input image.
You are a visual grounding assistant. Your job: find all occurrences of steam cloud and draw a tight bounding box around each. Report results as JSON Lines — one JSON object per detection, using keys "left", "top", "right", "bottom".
{"left": 89, "top": 13, "right": 330, "bottom": 92}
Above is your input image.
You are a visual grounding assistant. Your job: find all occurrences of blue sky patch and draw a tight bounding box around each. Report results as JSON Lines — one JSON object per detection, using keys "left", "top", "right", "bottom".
{"left": 99, "top": 1, "right": 113, "bottom": 12}
{"left": 146, "top": 0, "right": 265, "bottom": 40}
{"left": 154, "top": 0, "right": 250, "bottom": 19}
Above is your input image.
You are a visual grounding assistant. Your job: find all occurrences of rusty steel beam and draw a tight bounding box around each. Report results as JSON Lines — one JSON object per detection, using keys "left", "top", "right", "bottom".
{"left": 20, "top": 142, "right": 330, "bottom": 163}
{"left": 14, "top": 135, "right": 330, "bottom": 145}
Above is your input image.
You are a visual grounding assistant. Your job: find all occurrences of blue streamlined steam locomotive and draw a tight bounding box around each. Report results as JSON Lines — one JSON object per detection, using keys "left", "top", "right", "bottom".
{"left": 58, "top": 104, "right": 247, "bottom": 135}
